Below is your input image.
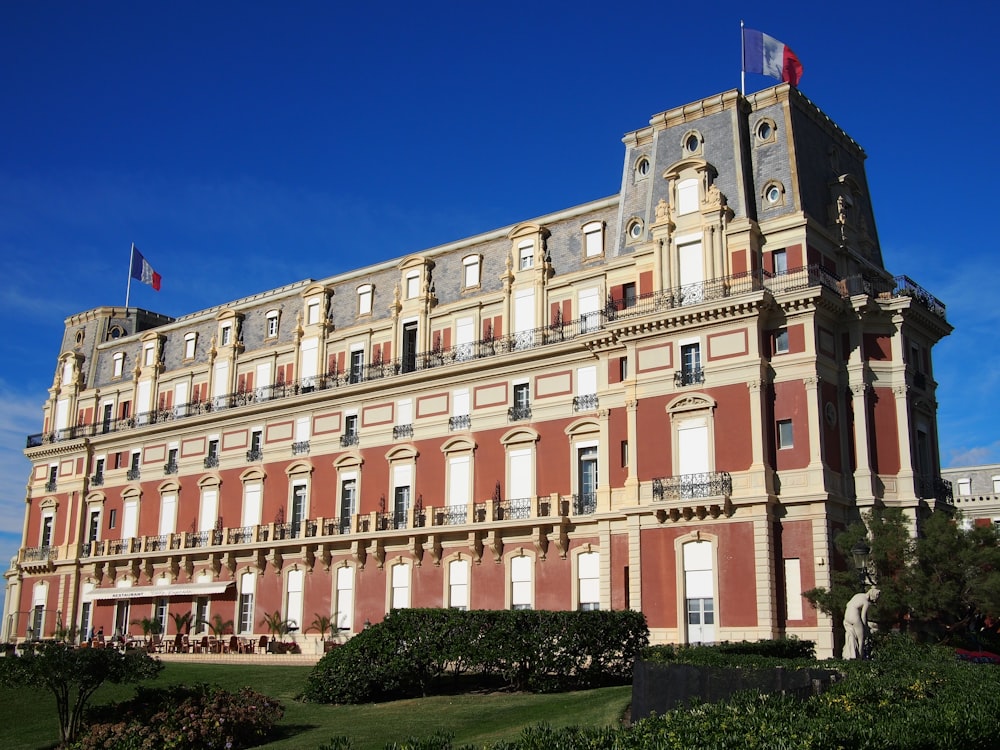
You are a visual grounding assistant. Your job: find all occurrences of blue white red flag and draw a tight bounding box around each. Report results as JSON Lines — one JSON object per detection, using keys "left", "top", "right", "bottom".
{"left": 130, "top": 245, "right": 162, "bottom": 291}
{"left": 743, "top": 28, "right": 803, "bottom": 86}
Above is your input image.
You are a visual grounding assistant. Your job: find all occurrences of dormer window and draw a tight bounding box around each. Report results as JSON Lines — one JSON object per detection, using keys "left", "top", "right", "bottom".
{"left": 113, "top": 353, "right": 125, "bottom": 378}
{"left": 266, "top": 310, "right": 279, "bottom": 338}
{"left": 677, "top": 178, "right": 698, "bottom": 215}
{"left": 357, "top": 285, "right": 373, "bottom": 316}
{"left": 583, "top": 222, "right": 604, "bottom": 259}
{"left": 462, "top": 255, "right": 480, "bottom": 289}
{"left": 221, "top": 326, "right": 232, "bottom": 346}
{"left": 518, "top": 241, "right": 534, "bottom": 270}
{"left": 306, "top": 301, "right": 320, "bottom": 325}
{"left": 143, "top": 344, "right": 155, "bottom": 366}
{"left": 184, "top": 333, "right": 197, "bottom": 359}
{"left": 405, "top": 271, "right": 420, "bottom": 299}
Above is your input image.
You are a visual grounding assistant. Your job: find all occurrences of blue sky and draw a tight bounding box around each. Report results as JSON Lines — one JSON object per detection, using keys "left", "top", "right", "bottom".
{"left": 1, "top": 2, "right": 996, "bottom": 616}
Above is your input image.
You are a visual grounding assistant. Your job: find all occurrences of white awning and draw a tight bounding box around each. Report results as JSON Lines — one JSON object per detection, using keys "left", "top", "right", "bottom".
{"left": 83, "top": 581, "right": 233, "bottom": 602}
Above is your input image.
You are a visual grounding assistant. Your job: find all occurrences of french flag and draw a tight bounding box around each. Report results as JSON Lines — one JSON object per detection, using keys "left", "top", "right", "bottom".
{"left": 130, "top": 245, "right": 162, "bottom": 291}
{"left": 743, "top": 28, "right": 803, "bottom": 87}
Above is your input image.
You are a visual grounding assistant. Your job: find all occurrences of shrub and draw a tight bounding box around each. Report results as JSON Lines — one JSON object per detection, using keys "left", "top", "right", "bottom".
{"left": 643, "top": 638, "right": 816, "bottom": 670}
{"left": 304, "top": 608, "right": 648, "bottom": 704}
{"left": 72, "top": 683, "right": 284, "bottom": 750}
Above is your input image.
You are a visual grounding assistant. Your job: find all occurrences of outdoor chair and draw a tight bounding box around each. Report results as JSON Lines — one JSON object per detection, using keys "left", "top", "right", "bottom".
{"left": 258, "top": 635, "right": 268, "bottom": 653}
{"left": 228, "top": 635, "right": 239, "bottom": 654}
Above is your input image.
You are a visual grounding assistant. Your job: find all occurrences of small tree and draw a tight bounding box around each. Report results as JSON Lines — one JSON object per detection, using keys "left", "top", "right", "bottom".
{"left": 169, "top": 610, "right": 194, "bottom": 635}
{"left": 0, "top": 642, "right": 163, "bottom": 744}
{"left": 261, "top": 610, "right": 294, "bottom": 640}
{"left": 308, "top": 614, "right": 334, "bottom": 640}
{"left": 208, "top": 613, "right": 234, "bottom": 637}
{"left": 131, "top": 616, "right": 163, "bottom": 640}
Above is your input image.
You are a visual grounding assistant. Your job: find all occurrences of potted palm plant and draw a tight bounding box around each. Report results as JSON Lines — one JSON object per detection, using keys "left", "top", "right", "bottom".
{"left": 308, "top": 613, "right": 338, "bottom": 653}
{"left": 260, "top": 611, "right": 298, "bottom": 653}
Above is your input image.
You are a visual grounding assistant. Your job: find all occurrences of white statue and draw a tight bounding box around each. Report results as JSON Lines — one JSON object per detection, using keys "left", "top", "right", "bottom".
{"left": 842, "top": 587, "right": 880, "bottom": 659}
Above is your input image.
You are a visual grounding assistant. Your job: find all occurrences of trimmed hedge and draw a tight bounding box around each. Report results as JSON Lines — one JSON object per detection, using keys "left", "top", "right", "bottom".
{"left": 304, "top": 608, "right": 648, "bottom": 703}
{"left": 643, "top": 637, "right": 817, "bottom": 669}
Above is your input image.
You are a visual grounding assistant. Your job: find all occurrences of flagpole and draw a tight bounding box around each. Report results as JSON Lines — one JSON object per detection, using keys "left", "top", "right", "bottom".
{"left": 740, "top": 20, "right": 746, "bottom": 96}
{"left": 125, "top": 243, "right": 135, "bottom": 309}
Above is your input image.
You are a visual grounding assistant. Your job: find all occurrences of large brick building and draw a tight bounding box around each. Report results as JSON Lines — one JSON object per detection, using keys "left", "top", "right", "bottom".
{"left": 3, "top": 84, "right": 952, "bottom": 657}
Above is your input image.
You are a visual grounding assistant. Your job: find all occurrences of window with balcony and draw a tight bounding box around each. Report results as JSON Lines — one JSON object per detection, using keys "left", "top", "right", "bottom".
{"left": 247, "top": 430, "right": 263, "bottom": 462}
{"left": 164, "top": 448, "right": 178, "bottom": 475}
{"left": 773, "top": 249, "right": 788, "bottom": 275}
{"left": 450, "top": 389, "right": 470, "bottom": 431}
{"left": 87, "top": 509, "right": 100, "bottom": 545}
{"left": 509, "top": 382, "right": 531, "bottom": 421}
{"left": 127, "top": 452, "right": 141, "bottom": 481}
{"left": 677, "top": 343, "right": 704, "bottom": 386}
{"left": 339, "top": 475, "right": 357, "bottom": 534}
{"left": 205, "top": 439, "right": 220, "bottom": 468}
{"left": 575, "top": 445, "right": 598, "bottom": 515}
{"left": 92, "top": 457, "right": 105, "bottom": 486}
{"left": 341, "top": 414, "right": 359, "bottom": 447}
{"left": 45, "top": 465, "right": 57, "bottom": 492}
{"left": 573, "top": 366, "right": 598, "bottom": 411}
{"left": 349, "top": 349, "right": 365, "bottom": 384}
{"left": 40, "top": 515, "right": 53, "bottom": 548}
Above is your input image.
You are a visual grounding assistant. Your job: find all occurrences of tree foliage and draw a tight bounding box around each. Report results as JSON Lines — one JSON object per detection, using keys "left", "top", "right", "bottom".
{"left": 0, "top": 642, "right": 163, "bottom": 745}
{"left": 805, "top": 508, "right": 1000, "bottom": 645}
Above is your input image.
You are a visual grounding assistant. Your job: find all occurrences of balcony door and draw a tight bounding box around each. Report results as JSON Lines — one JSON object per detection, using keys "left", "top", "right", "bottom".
{"left": 678, "top": 241, "right": 704, "bottom": 304}
{"left": 677, "top": 417, "right": 709, "bottom": 499}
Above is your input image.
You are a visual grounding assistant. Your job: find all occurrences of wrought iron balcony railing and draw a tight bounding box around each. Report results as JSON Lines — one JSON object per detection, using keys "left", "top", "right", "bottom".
{"left": 674, "top": 367, "right": 705, "bottom": 387}
{"left": 203, "top": 455, "right": 219, "bottom": 469}
{"left": 44, "top": 480, "right": 57, "bottom": 492}
{"left": 163, "top": 461, "right": 178, "bottom": 475}
{"left": 573, "top": 394, "right": 599, "bottom": 412}
{"left": 26, "top": 266, "right": 946, "bottom": 450}
{"left": 507, "top": 405, "right": 532, "bottom": 422}
{"left": 392, "top": 424, "right": 413, "bottom": 439}
{"left": 126, "top": 468, "right": 141, "bottom": 481}
{"left": 291, "top": 441, "right": 311, "bottom": 455}
{"left": 494, "top": 497, "right": 531, "bottom": 521}
{"left": 437, "top": 506, "right": 467, "bottom": 525}
{"left": 22, "top": 546, "right": 55, "bottom": 563}
{"left": 653, "top": 471, "right": 733, "bottom": 501}
{"left": 246, "top": 448, "right": 263, "bottom": 462}
{"left": 449, "top": 415, "right": 471, "bottom": 431}
{"left": 339, "top": 433, "right": 359, "bottom": 447}
{"left": 90, "top": 473, "right": 104, "bottom": 487}
{"left": 572, "top": 493, "right": 597, "bottom": 515}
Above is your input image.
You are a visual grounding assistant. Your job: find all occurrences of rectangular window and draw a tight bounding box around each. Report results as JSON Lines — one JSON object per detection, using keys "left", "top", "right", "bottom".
{"left": 307, "top": 302, "right": 320, "bottom": 325}
{"left": 678, "top": 342, "right": 703, "bottom": 386}
{"left": 267, "top": 315, "right": 279, "bottom": 337}
{"left": 513, "top": 382, "right": 530, "bottom": 409}
{"left": 108, "top": 508, "right": 117, "bottom": 529}
{"left": 339, "top": 477, "right": 357, "bottom": 532}
{"left": 143, "top": 345, "right": 155, "bottom": 366}
{"left": 336, "top": 567, "right": 354, "bottom": 631}
{"left": 349, "top": 349, "right": 365, "bottom": 383}
{"left": 449, "top": 559, "right": 470, "bottom": 611}
{"left": 621, "top": 440, "right": 629, "bottom": 467}
{"left": 40, "top": 516, "right": 53, "bottom": 547}
{"left": 184, "top": 334, "right": 196, "bottom": 359}
{"left": 391, "top": 563, "right": 410, "bottom": 609}
{"left": 518, "top": 242, "right": 534, "bottom": 270}
{"left": 113, "top": 354, "right": 124, "bottom": 378}
{"left": 238, "top": 573, "right": 255, "bottom": 634}
{"left": 88, "top": 510, "right": 100, "bottom": 544}
{"left": 511, "top": 556, "right": 532, "bottom": 610}
{"left": 405, "top": 272, "right": 419, "bottom": 299}
{"left": 777, "top": 419, "right": 794, "bottom": 449}
{"left": 619, "top": 356, "right": 628, "bottom": 381}
{"left": 622, "top": 282, "right": 637, "bottom": 308}
{"left": 583, "top": 222, "right": 604, "bottom": 258}
{"left": 993, "top": 476, "right": 1000, "bottom": 494}
{"left": 286, "top": 570, "right": 304, "bottom": 631}
{"left": 221, "top": 326, "right": 232, "bottom": 346}
{"left": 462, "top": 256, "right": 480, "bottom": 288}
{"left": 345, "top": 414, "right": 358, "bottom": 437}
{"left": 155, "top": 597, "right": 169, "bottom": 635}
{"left": 958, "top": 478, "right": 972, "bottom": 496}
{"left": 774, "top": 328, "right": 789, "bottom": 354}
{"left": 773, "top": 249, "right": 788, "bottom": 275}
{"left": 195, "top": 597, "right": 209, "bottom": 634}
{"left": 578, "top": 552, "right": 600, "bottom": 611}
{"left": 358, "top": 285, "right": 373, "bottom": 316}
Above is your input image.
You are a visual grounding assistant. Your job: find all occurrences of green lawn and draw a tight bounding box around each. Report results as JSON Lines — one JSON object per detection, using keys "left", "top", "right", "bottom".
{"left": 0, "top": 662, "right": 631, "bottom": 750}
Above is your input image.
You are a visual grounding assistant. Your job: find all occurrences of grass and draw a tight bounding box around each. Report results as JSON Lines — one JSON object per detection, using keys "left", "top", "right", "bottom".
{"left": 0, "top": 662, "right": 632, "bottom": 750}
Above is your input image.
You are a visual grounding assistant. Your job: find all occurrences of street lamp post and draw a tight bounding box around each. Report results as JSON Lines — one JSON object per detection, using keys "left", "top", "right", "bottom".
{"left": 851, "top": 540, "right": 872, "bottom": 589}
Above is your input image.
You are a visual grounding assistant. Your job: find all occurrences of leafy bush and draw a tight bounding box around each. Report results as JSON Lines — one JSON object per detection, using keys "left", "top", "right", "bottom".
{"left": 304, "top": 608, "right": 648, "bottom": 704}
{"left": 486, "top": 635, "right": 1000, "bottom": 750}
{"left": 72, "top": 683, "right": 284, "bottom": 750}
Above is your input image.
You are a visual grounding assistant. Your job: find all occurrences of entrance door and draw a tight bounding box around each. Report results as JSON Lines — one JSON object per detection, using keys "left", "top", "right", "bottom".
{"left": 683, "top": 540, "right": 715, "bottom": 644}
